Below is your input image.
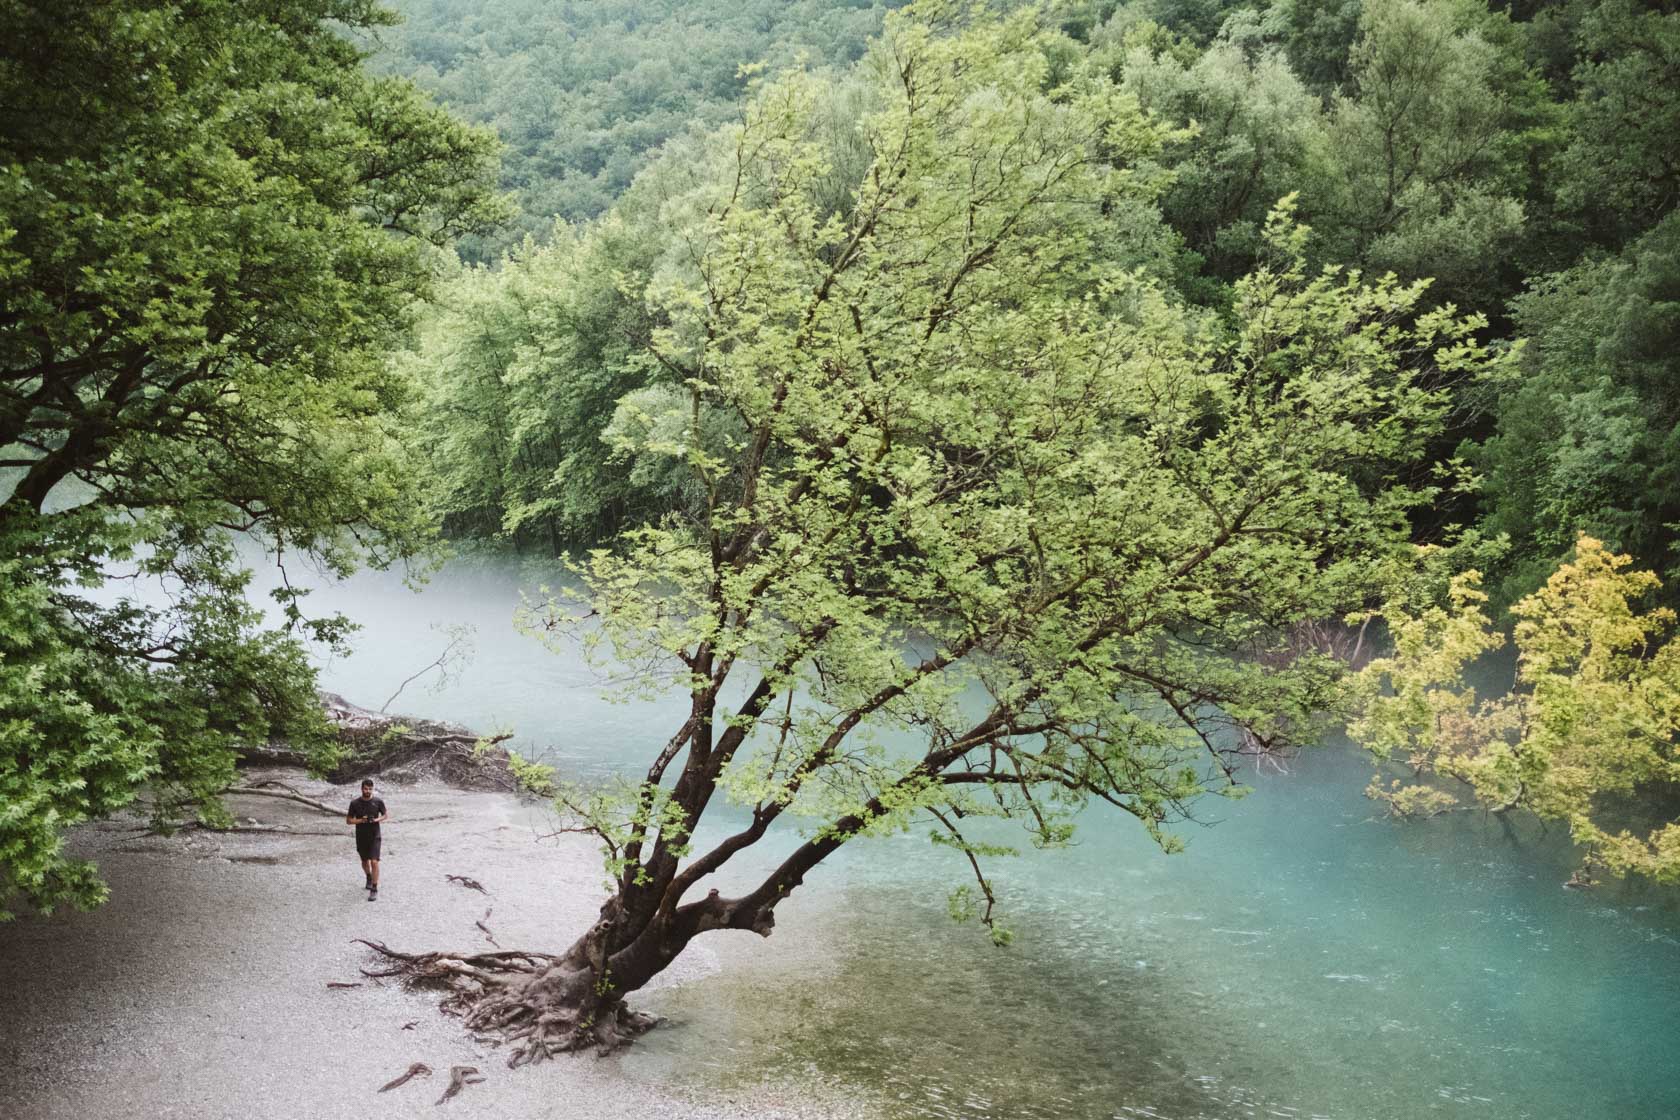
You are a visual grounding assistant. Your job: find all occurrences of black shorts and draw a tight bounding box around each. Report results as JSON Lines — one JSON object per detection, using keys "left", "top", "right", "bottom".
{"left": 356, "top": 831, "right": 382, "bottom": 860}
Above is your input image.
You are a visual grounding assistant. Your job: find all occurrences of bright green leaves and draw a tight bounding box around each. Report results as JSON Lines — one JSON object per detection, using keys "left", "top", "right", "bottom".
{"left": 508, "top": 9, "right": 1500, "bottom": 941}
{"left": 1352, "top": 536, "right": 1680, "bottom": 884}
{"left": 0, "top": 556, "right": 157, "bottom": 919}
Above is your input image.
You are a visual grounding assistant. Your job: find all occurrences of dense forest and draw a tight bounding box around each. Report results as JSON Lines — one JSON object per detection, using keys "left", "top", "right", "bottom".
{"left": 366, "top": 0, "right": 909, "bottom": 258}
{"left": 388, "top": 0, "right": 1680, "bottom": 618}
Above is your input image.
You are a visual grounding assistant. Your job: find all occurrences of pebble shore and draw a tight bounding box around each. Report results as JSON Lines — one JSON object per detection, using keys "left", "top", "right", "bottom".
{"left": 0, "top": 772, "right": 876, "bottom": 1120}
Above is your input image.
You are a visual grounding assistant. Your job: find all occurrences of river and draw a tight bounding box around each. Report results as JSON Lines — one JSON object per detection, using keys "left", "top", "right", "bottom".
{"left": 252, "top": 554, "right": 1680, "bottom": 1119}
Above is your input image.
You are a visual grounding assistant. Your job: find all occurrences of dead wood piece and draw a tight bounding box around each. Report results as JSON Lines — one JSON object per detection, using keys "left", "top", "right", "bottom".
{"left": 436, "top": 1065, "right": 484, "bottom": 1105}
{"left": 224, "top": 785, "right": 343, "bottom": 815}
{"left": 327, "top": 981, "right": 363, "bottom": 989}
{"left": 120, "top": 823, "right": 288, "bottom": 840}
{"left": 241, "top": 777, "right": 319, "bottom": 797}
{"left": 445, "top": 874, "right": 489, "bottom": 895}
{"left": 378, "top": 1062, "right": 432, "bottom": 1092}
{"left": 475, "top": 918, "right": 500, "bottom": 948}
{"left": 401, "top": 1021, "right": 418, "bottom": 1031}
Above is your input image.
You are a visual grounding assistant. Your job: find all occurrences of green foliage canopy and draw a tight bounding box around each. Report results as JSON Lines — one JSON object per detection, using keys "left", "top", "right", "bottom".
{"left": 1472, "top": 214, "right": 1680, "bottom": 602}
{"left": 509, "top": 6, "right": 1509, "bottom": 952}
{"left": 0, "top": 0, "right": 504, "bottom": 917}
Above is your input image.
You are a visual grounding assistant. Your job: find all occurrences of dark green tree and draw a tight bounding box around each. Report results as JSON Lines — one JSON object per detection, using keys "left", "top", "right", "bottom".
{"left": 0, "top": 0, "right": 505, "bottom": 917}
{"left": 1552, "top": 0, "right": 1680, "bottom": 247}
{"left": 1471, "top": 213, "right": 1680, "bottom": 602}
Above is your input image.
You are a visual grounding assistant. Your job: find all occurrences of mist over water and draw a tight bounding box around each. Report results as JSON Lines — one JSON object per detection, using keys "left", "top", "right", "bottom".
{"left": 241, "top": 555, "right": 1680, "bottom": 1119}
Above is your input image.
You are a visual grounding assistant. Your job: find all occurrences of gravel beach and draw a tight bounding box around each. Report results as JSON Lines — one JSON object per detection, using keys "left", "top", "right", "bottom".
{"left": 0, "top": 772, "right": 876, "bottom": 1120}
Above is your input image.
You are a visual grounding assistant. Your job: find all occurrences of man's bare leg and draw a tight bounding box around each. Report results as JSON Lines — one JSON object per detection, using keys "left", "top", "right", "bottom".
{"left": 368, "top": 859, "right": 380, "bottom": 889}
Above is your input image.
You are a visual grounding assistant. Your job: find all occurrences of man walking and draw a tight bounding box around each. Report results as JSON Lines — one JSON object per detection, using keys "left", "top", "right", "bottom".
{"left": 347, "top": 779, "right": 388, "bottom": 901}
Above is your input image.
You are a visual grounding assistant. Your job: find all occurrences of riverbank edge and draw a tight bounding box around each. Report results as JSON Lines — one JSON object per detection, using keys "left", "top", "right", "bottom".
{"left": 0, "top": 752, "right": 877, "bottom": 1120}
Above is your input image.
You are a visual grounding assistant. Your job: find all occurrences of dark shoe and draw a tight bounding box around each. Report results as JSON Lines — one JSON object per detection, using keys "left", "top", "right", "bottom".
{"left": 368, "top": 888, "right": 378, "bottom": 901}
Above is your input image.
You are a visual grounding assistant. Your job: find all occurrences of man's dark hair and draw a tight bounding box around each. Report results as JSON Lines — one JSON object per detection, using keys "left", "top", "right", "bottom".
{"left": 361, "top": 779, "right": 374, "bottom": 789}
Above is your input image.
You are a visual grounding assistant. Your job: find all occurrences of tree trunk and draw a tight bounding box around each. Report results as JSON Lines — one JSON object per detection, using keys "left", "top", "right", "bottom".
{"left": 361, "top": 878, "right": 783, "bottom": 1064}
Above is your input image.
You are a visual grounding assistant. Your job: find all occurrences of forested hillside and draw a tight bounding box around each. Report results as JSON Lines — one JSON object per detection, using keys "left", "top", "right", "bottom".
{"left": 370, "top": 0, "right": 907, "bottom": 258}
{"left": 388, "top": 0, "right": 1680, "bottom": 614}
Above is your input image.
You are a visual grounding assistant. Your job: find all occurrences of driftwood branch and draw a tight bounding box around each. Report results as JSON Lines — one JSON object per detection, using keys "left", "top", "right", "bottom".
{"left": 436, "top": 1065, "right": 484, "bottom": 1105}
{"left": 224, "top": 785, "right": 343, "bottom": 815}
{"left": 297, "top": 693, "right": 525, "bottom": 793}
{"left": 378, "top": 1062, "right": 433, "bottom": 1093}
{"left": 476, "top": 908, "right": 501, "bottom": 949}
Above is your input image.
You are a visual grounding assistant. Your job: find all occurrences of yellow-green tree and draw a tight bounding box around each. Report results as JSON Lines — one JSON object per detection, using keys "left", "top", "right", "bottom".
{"left": 370, "top": 4, "right": 1505, "bottom": 1062}
{"left": 1352, "top": 536, "right": 1680, "bottom": 883}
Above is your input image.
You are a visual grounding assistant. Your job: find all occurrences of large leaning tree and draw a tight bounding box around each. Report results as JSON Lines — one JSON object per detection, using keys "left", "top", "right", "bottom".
{"left": 0, "top": 0, "right": 505, "bottom": 918}
{"left": 368, "top": 6, "right": 1511, "bottom": 1061}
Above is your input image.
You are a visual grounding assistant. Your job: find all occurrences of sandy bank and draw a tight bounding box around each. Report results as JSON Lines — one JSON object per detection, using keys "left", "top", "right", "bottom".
{"left": 0, "top": 772, "right": 874, "bottom": 1120}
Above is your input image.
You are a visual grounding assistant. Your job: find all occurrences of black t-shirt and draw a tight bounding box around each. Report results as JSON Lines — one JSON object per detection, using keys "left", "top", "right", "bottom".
{"left": 349, "top": 796, "right": 386, "bottom": 836}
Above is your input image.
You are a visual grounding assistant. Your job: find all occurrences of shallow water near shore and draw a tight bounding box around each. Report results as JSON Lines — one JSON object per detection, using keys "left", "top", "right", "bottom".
{"left": 176, "top": 556, "right": 1680, "bottom": 1117}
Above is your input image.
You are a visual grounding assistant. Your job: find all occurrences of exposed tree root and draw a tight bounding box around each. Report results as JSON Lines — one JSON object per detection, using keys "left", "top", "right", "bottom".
{"left": 445, "top": 874, "right": 489, "bottom": 895}
{"left": 353, "top": 939, "right": 659, "bottom": 1065}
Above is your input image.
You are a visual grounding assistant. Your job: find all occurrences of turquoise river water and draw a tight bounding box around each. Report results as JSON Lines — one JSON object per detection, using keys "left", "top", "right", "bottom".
{"left": 256, "top": 557, "right": 1680, "bottom": 1119}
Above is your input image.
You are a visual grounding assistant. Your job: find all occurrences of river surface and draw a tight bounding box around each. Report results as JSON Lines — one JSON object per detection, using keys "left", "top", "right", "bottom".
{"left": 244, "top": 554, "right": 1680, "bottom": 1119}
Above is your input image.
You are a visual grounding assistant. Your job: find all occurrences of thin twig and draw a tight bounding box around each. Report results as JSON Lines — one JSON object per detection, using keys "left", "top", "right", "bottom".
{"left": 378, "top": 1062, "right": 432, "bottom": 1092}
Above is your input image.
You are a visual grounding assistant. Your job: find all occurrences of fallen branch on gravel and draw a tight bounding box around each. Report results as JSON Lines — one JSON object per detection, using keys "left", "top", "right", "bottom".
{"left": 224, "top": 785, "right": 343, "bottom": 815}
{"left": 476, "top": 911, "right": 500, "bottom": 949}
{"left": 445, "top": 874, "right": 489, "bottom": 895}
{"left": 378, "top": 1062, "right": 432, "bottom": 1092}
{"left": 118, "top": 823, "right": 342, "bottom": 839}
{"left": 436, "top": 1065, "right": 484, "bottom": 1105}
{"left": 326, "top": 981, "right": 363, "bottom": 989}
